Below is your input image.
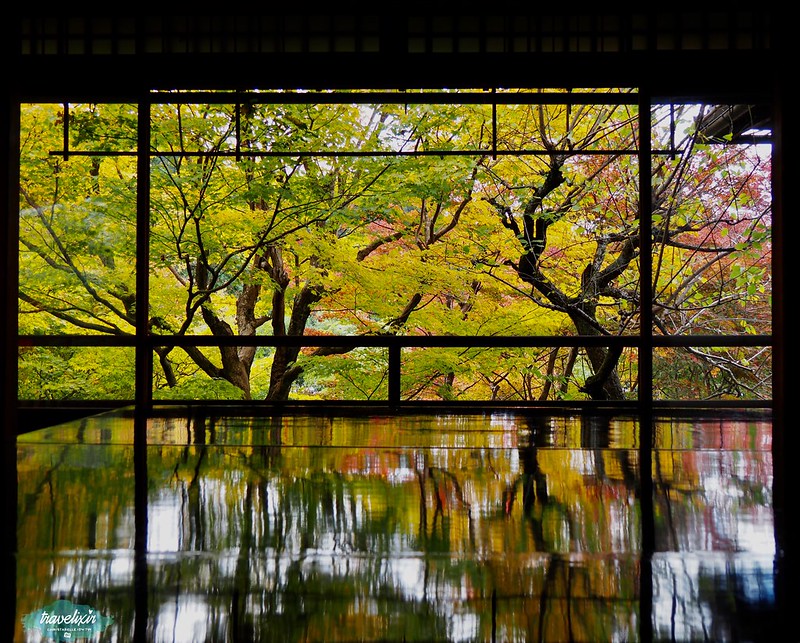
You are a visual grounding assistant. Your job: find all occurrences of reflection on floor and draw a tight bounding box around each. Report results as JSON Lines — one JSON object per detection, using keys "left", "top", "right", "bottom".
{"left": 16, "top": 408, "right": 781, "bottom": 642}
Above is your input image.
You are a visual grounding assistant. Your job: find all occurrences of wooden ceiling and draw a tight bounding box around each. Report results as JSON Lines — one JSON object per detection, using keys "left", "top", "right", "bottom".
{"left": 5, "top": 10, "right": 780, "bottom": 98}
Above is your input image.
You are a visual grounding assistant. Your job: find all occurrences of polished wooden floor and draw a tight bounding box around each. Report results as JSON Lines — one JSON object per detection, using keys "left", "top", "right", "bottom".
{"left": 15, "top": 408, "right": 782, "bottom": 642}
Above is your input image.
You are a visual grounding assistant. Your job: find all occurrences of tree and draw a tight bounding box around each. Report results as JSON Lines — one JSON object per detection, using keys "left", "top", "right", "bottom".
{"left": 18, "top": 94, "right": 772, "bottom": 403}
{"left": 476, "top": 97, "right": 771, "bottom": 400}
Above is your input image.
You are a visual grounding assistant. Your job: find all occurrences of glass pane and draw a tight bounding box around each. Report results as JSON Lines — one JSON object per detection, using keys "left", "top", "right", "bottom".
{"left": 401, "top": 346, "right": 638, "bottom": 402}
{"left": 152, "top": 346, "right": 250, "bottom": 401}
{"left": 19, "top": 103, "right": 137, "bottom": 336}
{"left": 151, "top": 345, "right": 389, "bottom": 402}
{"left": 245, "top": 101, "right": 492, "bottom": 155}
{"left": 18, "top": 346, "right": 135, "bottom": 401}
{"left": 651, "top": 104, "right": 772, "bottom": 337}
{"left": 291, "top": 347, "right": 389, "bottom": 401}
{"left": 150, "top": 103, "right": 238, "bottom": 153}
{"left": 495, "top": 98, "right": 638, "bottom": 152}
{"left": 68, "top": 103, "right": 138, "bottom": 153}
{"left": 653, "top": 346, "right": 771, "bottom": 401}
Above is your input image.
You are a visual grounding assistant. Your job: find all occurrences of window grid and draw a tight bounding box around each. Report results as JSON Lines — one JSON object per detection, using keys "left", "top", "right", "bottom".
{"left": 16, "top": 91, "right": 773, "bottom": 410}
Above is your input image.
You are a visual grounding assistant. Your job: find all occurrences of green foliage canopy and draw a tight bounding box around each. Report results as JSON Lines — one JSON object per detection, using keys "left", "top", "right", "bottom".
{"left": 18, "top": 93, "right": 772, "bottom": 403}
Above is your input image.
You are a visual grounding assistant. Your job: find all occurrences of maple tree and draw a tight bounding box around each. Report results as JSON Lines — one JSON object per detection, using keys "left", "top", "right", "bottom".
{"left": 18, "top": 94, "right": 772, "bottom": 402}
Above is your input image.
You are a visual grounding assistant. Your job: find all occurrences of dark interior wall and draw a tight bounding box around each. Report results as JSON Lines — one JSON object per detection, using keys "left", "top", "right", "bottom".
{"left": 6, "top": 10, "right": 780, "bottom": 95}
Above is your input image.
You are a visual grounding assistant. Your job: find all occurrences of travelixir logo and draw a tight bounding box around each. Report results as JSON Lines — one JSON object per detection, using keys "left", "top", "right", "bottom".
{"left": 22, "top": 599, "right": 114, "bottom": 641}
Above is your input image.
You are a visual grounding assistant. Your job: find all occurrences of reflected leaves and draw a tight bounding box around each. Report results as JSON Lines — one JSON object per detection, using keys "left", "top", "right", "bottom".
{"left": 17, "top": 413, "right": 775, "bottom": 641}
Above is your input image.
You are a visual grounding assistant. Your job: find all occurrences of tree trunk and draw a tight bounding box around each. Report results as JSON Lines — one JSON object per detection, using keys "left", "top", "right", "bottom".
{"left": 266, "top": 284, "right": 323, "bottom": 401}
{"left": 201, "top": 304, "right": 253, "bottom": 399}
{"left": 571, "top": 317, "right": 625, "bottom": 400}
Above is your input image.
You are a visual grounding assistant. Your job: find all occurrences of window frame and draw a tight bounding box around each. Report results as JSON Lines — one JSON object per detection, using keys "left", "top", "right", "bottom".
{"left": 14, "top": 88, "right": 775, "bottom": 413}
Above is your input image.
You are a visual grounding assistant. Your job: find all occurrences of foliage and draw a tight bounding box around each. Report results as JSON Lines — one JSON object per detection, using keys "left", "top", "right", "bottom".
{"left": 18, "top": 94, "right": 772, "bottom": 402}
